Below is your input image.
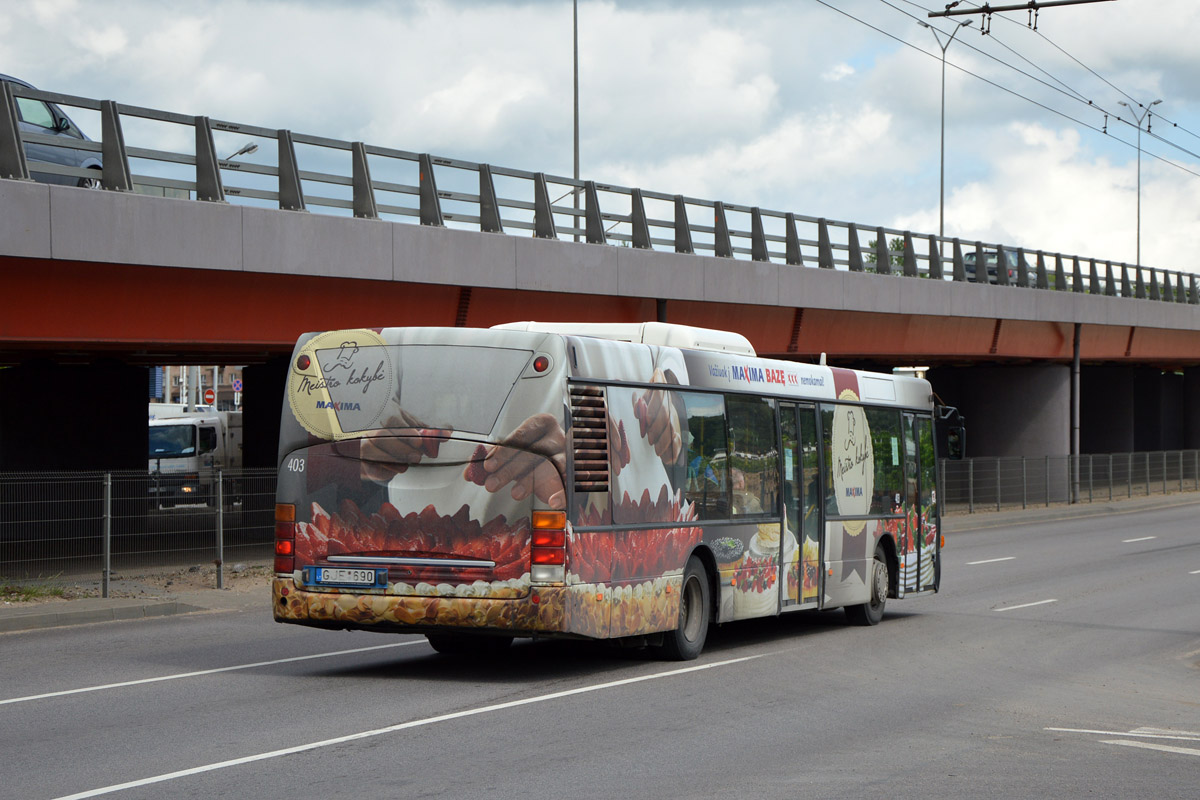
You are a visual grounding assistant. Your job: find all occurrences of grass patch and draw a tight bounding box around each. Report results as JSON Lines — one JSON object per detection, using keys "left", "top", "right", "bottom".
{"left": 1, "top": 579, "right": 68, "bottom": 602}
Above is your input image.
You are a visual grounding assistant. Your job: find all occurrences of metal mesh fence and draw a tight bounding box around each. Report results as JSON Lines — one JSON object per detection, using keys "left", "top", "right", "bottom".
{"left": 0, "top": 468, "right": 276, "bottom": 590}
{"left": 3, "top": 454, "right": 1199, "bottom": 589}
{"left": 941, "top": 450, "right": 1200, "bottom": 513}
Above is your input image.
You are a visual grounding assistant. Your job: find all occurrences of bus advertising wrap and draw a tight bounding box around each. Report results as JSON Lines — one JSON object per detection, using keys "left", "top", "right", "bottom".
{"left": 272, "top": 324, "right": 943, "bottom": 656}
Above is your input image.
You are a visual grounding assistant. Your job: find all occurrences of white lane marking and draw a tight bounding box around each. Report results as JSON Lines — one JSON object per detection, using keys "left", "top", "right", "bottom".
{"left": 1102, "top": 739, "right": 1200, "bottom": 757}
{"left": 1190, "top": 569, "right": 1200, "bottom": 575}
{"left": 1122, "top": 536, "right": 1157, "bottom": 543}
{"left": 995, "top": 599, "right": 1057, "bottom": 612}
{"left": 1046, "top": 727, "right": 1200, "bottom": 743}
{"left": 966, "top": 556, "right": 1015, "bottom": 565}
{"left": 0, "top": 641, "right": 423, "bottom": 706}
{"left": 1132, "top": 726, "right": 1200, "bottom": 738}
{"left": 51, "top": 653, "right": 763, "bottom": 800}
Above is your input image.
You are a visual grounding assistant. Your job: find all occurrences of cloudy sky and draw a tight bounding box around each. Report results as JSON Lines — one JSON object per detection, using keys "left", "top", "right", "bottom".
{"left": 4, "top": 0, "right": 1198, "bottom": 273}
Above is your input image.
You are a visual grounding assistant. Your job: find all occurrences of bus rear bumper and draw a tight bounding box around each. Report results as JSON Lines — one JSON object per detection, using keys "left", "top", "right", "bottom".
{"left": 271, "top": 578, "right": 571, "bottom": 635}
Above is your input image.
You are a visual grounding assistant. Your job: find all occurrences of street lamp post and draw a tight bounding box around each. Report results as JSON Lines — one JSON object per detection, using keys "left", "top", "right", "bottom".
{"left": 224, "top": 142, "right": 258, "bottom": 160}
{"left": 573, "top": 0, "right": 580, "bottom": 242}
{"left": 1118, "top": 99, "right": 1161, "bottom": 267}
{"left": 921, "top": 19, "right": 973, "bottom": 240}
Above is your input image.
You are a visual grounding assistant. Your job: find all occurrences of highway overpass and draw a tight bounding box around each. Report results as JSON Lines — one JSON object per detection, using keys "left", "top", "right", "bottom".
{"left": 2, "top": 83, "right": 1199, "bottom": 470}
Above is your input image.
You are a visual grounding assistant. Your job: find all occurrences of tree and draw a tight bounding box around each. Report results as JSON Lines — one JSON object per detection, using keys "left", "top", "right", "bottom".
{"left": 866, "top": 236, "right": 905, "bottom": 269}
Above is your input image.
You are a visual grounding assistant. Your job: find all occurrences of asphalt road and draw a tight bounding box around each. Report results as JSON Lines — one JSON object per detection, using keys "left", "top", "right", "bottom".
{"left": 3, "top": 502, "right": 1198, "bottom": 800}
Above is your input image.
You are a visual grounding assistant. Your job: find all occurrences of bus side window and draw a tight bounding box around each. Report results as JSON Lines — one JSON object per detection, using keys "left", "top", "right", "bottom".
{"left": 726, "top": 395, "right": 778, "bottom": 517}
{"left": 821, "top": 407, "right": 838, "bottom": 518}
{"left": 864, "top": 408, "right": 903, "bottom": 516}
{"left": 682, "top": 392, "right": 728, "bottom": 519}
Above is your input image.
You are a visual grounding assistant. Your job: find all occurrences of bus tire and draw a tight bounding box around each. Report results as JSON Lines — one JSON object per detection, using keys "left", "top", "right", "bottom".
{"left": 658, "top": 555, "right": 710, "bottom": 661}
{"left": 426, "top": 633, "right": 513, "bottom": 656}
{"left": 845, "top": 546, "right": 888, "bottom": 626}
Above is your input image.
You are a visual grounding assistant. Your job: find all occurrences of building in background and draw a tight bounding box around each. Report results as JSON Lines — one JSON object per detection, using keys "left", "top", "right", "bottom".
{"left": 149, "top": 366, "right": 244, "bottom": 412}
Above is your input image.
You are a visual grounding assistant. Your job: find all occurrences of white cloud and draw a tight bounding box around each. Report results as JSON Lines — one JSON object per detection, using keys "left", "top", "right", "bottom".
{"left": 893, "top": 121, "right": 1200, "bottom": 271}
{"left": 30, "top": 0, "right": 76, "bottom": 25}
{"left": 0, "top": 0, "right": 1197, "bottom": 272}
{"left": 822, "top": 63, "right": 854, "bottom": 82}
{"left": 598, "top": 105, "right": 904, "bottom": 211}
{"left": 71, "top": 23, "right": 128, "bottom": 59}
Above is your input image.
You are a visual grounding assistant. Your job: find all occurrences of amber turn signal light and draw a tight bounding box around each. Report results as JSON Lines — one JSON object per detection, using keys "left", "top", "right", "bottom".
{"left": 532, "top": 510, "right": 566, "bottom": 530}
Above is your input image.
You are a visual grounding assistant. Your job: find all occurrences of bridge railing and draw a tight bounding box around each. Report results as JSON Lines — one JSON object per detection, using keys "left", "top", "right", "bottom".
{"left": 2, "top": 80, "right": 1197, "bottom": 303}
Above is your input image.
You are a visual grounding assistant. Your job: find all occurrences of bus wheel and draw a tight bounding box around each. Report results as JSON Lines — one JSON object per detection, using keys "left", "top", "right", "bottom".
{"left": 426, "top": 633, "right": 513, "bottom": 656}
{"left": 658, "top": 555, "right": 710, "bottom": 661}
{"left": 845, "top": 546, "right": 888, "bottom": 626}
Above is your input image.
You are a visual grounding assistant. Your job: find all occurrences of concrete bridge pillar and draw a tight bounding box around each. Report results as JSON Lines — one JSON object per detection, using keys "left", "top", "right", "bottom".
{"left": 0, "top": 360, "right": 148, "bottom": 471}
{"left": 1080, "top": 366, "right": 1185, "bottom": 453}
{"left": 929, "top": 364, "right": 1070, "bottom": 457}
{"left": 1080, "top": 366, "right": 1136, "bottom": 454}
{"left": 1185, "top": 368, "right": 1200, "bottom": 449}
{"left": 1132, "top": 369, "right": 1183, "bottom": 452}
{"left": 0, "top": 361, "right": 150, "bottom": 544}
{"left": 241, "top": 357, "right": 289, "bottom": 470}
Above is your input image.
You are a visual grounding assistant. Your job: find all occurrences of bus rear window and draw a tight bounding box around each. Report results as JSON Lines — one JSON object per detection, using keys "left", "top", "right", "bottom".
{"left": 317, "top": 344, "right": 533, "bottom": 434}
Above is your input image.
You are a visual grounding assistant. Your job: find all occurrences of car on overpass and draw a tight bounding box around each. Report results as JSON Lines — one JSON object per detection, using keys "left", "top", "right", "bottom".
{"left": 964, "top": 249, "right": 1037, "bottom": 286}
{"left": 1, "top": 74, "right": 101, "bottom": 187}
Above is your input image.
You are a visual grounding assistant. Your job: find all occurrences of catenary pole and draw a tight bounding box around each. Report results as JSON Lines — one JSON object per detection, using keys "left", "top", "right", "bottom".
{"left": 921, "top": 19, "right": 973, "bottom": 239}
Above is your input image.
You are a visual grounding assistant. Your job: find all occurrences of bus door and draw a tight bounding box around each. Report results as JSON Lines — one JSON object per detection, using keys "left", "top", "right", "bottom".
{"left": 902, "top": 413, "right": 940, "bottom": 594}
{"left": 780, "top": 403, "right": 821, "bottom": 608}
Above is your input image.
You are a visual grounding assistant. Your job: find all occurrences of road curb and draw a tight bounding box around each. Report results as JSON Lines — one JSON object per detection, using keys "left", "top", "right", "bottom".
{"left": 0, "top": 601, "right": 207, "bottom": 634}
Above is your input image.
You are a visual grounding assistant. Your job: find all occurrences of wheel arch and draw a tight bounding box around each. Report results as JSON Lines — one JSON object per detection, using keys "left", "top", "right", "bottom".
{"left": 687, "top": 543, "right": 721, "bottom": 622}
{"left": 875, "top": 532, "right": 899, "bottom": 599}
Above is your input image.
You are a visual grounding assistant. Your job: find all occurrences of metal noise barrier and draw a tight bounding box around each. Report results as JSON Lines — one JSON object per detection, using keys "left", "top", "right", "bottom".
{"left": 0, "top": 468, "right": 277, "bottom": 594}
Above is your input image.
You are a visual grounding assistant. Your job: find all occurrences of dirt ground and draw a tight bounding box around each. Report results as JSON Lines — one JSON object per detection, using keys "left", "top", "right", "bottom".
{"left": 1, "top": 560, "right": 273, "bottom": 604}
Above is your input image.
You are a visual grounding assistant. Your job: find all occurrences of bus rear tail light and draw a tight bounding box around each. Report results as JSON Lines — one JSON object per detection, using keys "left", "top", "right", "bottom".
{"left": 530, "top": 510, "right": 566, "bottom": 585}
{"left": 274, "top": 503, "right": 296, "bottom": 574}
{"left": 532, "top": 528, "right": 565, "bottom": 548}
{"left": 531, "top": 548, "right": 565, "bottom": 565}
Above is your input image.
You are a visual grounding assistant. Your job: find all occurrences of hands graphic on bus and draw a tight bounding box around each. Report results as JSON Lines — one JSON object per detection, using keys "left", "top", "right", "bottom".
{"left": 633, "top": 368, "right": 684, "bottom": 467}
{"left": 465, "top": 412, "right": 567, "bottom": 508}
{"left": 358, "top": 408, "right": 452, "bottom": 483}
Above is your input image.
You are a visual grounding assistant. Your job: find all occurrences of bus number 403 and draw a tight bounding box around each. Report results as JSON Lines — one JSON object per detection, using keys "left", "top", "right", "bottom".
{"left": 286, "top": 458, "right": 305, "bottom": 473}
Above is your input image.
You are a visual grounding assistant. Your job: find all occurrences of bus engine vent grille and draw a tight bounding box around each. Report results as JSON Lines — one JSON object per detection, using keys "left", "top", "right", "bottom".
{"left": 570, "top": 384, "right": 609, "bottom": 493}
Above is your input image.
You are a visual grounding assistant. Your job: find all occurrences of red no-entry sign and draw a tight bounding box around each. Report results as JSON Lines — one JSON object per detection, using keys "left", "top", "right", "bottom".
{"left": 203, "top": 388, "right": 215, "bottom": 405}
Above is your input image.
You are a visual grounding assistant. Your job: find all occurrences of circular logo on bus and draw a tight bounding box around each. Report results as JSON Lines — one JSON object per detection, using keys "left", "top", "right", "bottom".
{"left": 830, "top": 388, "right": 872, "bottom": 536}
{"left": 287, "top": 329, "right": 393, "bottom": 441}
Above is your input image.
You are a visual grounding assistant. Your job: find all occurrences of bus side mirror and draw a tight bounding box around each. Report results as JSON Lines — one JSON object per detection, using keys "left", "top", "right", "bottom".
{"left": 935, "top": 407, "right": 965, "bottom": 460}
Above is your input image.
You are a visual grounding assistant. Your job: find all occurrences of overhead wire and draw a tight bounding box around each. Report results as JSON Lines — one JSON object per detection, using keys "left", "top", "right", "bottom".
{"left": 814, "top": 0, "right": 1200, "bottom": 178}
{"left": 892, "top": 0, "right": 1200, "bottom": 163}
{"left": 887, "top": 0, "right": 1092, "bottom": 105}
{"left": 812, "top": 0, "right": 1108, "bottom": 134}
{"left": 956, "top": 0, "right": 1200, "bottom": 145}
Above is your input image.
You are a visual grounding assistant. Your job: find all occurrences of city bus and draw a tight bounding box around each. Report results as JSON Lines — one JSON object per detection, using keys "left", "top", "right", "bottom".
{"left": 272, "top": 322, "right": 963, "bottom": 659}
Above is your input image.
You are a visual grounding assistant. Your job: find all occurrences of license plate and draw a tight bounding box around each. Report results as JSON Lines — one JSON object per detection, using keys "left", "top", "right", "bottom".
{"left": 306, "top": 566, "right": 386, "bottom": 588}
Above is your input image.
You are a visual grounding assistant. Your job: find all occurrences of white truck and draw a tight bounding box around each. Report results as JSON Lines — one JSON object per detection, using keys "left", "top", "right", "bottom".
{"left": 148, "top": 412, "right": 243, "bottom": 506}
